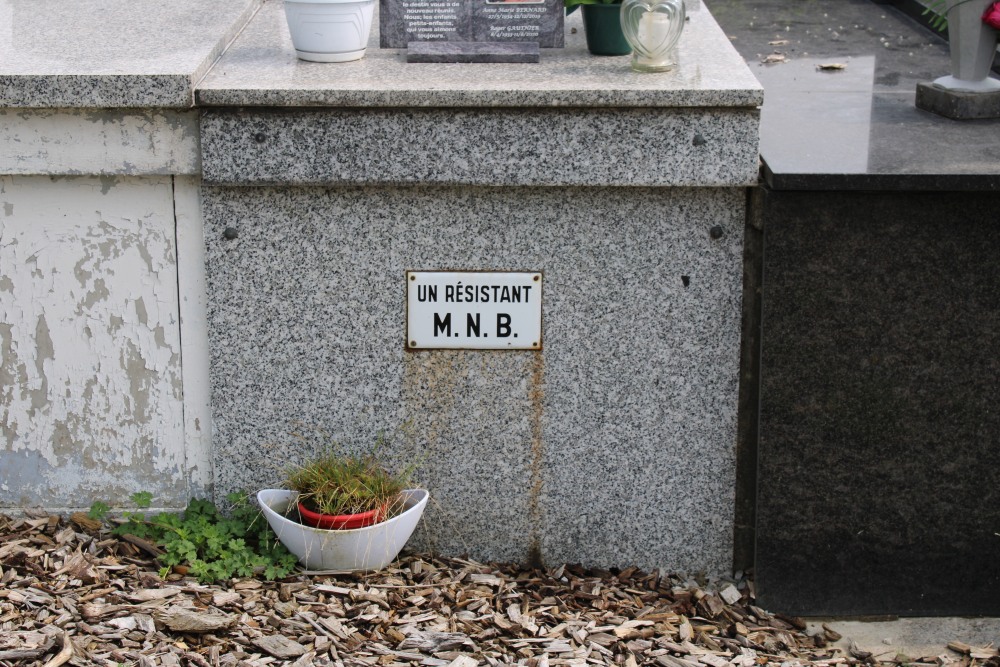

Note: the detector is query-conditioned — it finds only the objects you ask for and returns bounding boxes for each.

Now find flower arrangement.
[924,0,1000,31]
[984,2,1000,28]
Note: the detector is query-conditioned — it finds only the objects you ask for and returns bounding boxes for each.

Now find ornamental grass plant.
[284,436,415,521]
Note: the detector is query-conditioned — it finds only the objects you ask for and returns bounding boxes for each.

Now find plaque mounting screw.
[693,133,707,146]
[410,341,416,347]
[710,226,724,240]
[254,132,266,144]
[223,227,239,240]
[533,275,540,282]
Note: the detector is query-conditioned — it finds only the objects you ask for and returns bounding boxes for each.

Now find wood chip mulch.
[2,511,998,667]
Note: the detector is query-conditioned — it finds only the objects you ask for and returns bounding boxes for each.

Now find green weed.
[91,492,298,584]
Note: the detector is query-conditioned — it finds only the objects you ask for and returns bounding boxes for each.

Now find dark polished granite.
[754,187,1000,616]
[705,0,1000,190]
[707,0,1000,615]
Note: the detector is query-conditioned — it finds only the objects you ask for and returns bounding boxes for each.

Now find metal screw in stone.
[223,227,239,240]
[710,226,724,239]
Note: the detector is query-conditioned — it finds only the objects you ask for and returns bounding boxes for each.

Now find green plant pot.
[581,3,631,56]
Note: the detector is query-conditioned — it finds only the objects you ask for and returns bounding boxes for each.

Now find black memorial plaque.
[380,0,563,49]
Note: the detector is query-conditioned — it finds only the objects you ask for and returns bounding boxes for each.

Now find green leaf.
[100,492,297,584]
[189,560,213,583]
[186,498,218,519]
[226,490,250,506]
[131,491,153,509]
[88,501,110,521]
[160,550,183,567]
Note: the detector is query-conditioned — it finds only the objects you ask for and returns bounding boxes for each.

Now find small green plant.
[131,491,153,508]
[100,492,297,584]
[87,500,111,521]
[286,435,415,518]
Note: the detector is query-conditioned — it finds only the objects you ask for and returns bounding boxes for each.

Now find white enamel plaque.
[406,271,542,350]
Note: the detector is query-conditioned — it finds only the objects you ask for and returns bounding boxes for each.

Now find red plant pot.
[297,502,385,530]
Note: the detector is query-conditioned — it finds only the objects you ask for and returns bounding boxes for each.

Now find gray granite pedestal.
[197,2,761,572]
[915,81,1000,119]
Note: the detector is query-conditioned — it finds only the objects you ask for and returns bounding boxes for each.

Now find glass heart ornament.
[620,0,686,72]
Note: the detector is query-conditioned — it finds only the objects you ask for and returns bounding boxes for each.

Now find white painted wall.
[1,109,200,176]
[0,109,210,511]
[174,175,213,497]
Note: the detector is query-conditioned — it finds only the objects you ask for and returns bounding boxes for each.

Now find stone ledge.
[200,107,760,188]
[0,0,261,109]
[195,3,762,109]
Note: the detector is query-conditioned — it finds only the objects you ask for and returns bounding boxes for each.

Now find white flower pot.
[934,0,1000,91]
[283,0,376,63]
[257,489,428,571]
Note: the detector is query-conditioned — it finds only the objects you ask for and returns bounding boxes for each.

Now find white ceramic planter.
[283,0,376,63]
[257,489,428,571]
[935,0,1000,91]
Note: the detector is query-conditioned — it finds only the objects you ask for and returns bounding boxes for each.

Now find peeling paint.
[0,174,187,508]
[123,340,153,425]
[30,313,53,415]
[98,175,116,195]
[72,256,92,287]
[80,278,110,312]
[0,109,200,176]
[0,323,18,447]
[135,297,148,327]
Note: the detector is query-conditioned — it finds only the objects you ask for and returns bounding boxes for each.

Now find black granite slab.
[705,0,1000,191]
[707,0,1000,615]
[754,186,1000,616]
[407,41,540,63]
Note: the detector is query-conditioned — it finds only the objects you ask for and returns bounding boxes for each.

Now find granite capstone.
[0,0,261,108]
[195,1,761,108]
[204,184,744,573]
[0,75,194,109]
